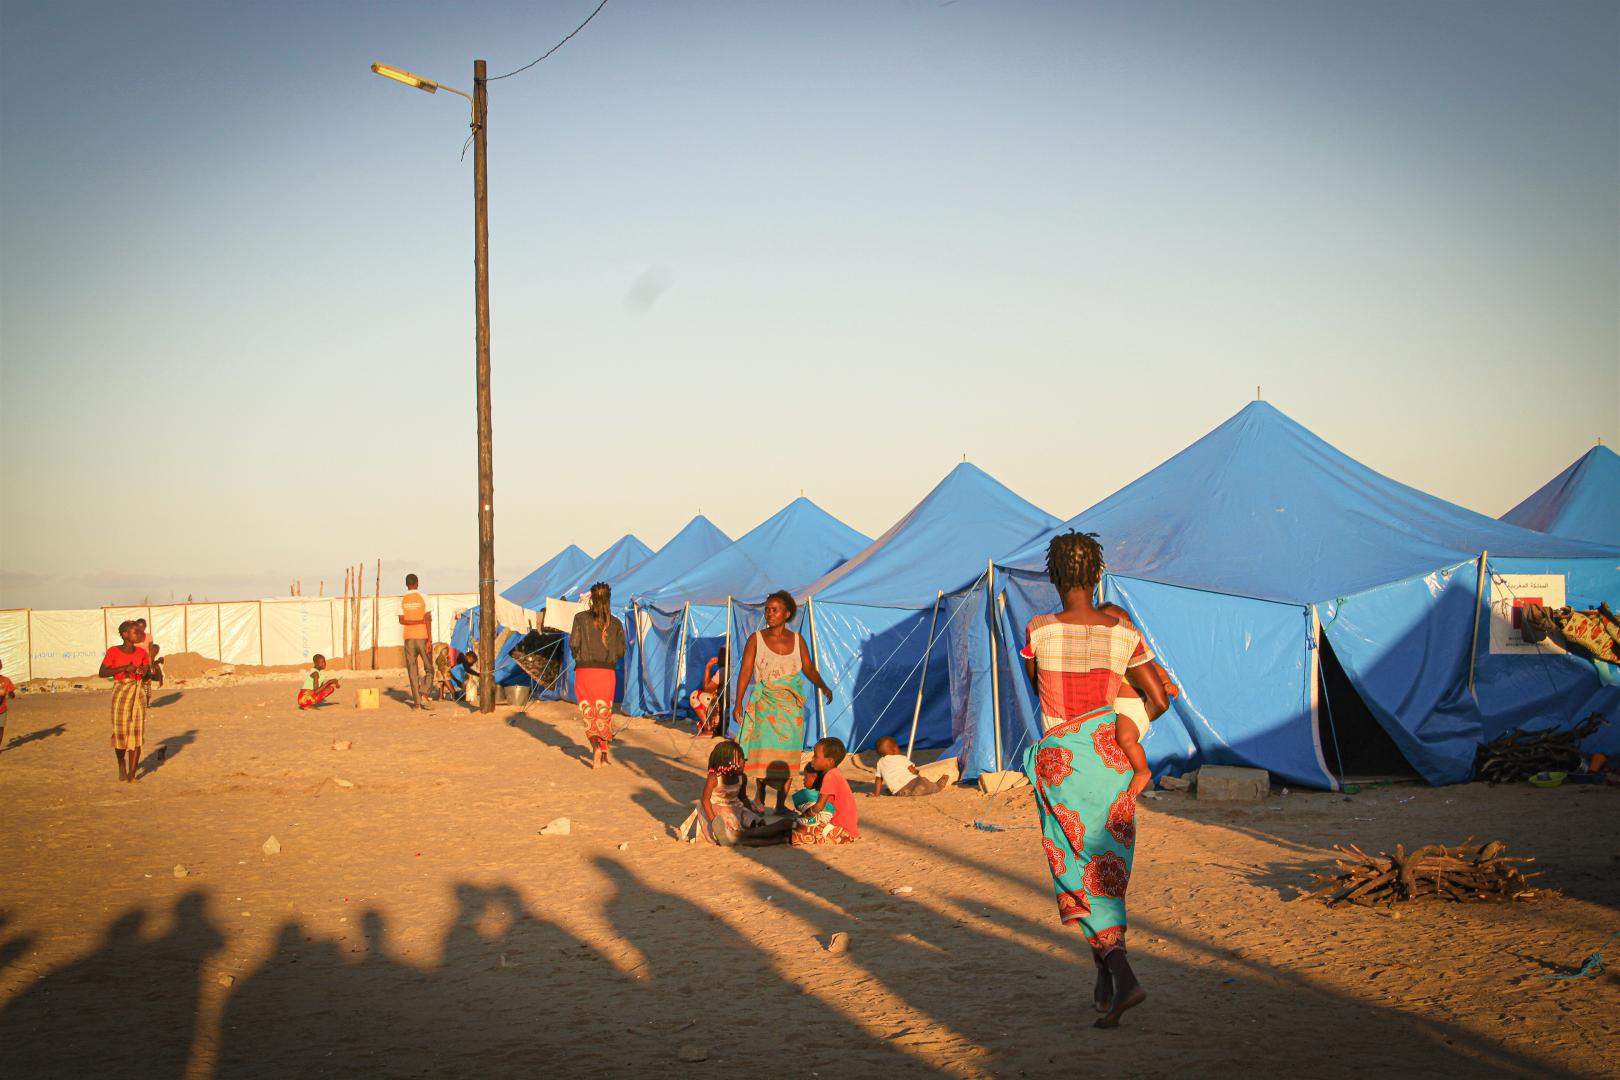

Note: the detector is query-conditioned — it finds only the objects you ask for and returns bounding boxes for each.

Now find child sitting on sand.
[298,654,340,709]
[790,763,837,826]
[698,739,792,847]
[871,735,950,797]
[791,738,859,846]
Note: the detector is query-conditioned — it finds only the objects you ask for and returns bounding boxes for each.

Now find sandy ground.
[0,675,1616,1079]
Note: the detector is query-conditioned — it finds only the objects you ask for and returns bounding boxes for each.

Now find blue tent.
[449,606,532,689]
[553,534,654,602]
[975,402,1620,790]
[575,516,732,715]
[792,463,1061,767]
[538,533,656,702]
[636,497,870,721]
[1501,446,1619,546]
[501,544,593,611]
[615,517,732,716]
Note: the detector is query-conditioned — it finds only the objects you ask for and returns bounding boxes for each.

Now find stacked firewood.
[1474,713,1606,784]
[1296,839,1543,906]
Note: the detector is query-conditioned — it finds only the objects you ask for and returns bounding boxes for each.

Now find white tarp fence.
[4,594,478,681]
[0,609,30,682]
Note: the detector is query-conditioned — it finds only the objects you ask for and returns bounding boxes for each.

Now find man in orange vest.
[399,573,435,709]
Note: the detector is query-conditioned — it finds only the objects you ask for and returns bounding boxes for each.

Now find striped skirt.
[110,679,147,750]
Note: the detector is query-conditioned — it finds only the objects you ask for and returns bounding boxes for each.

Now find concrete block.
[1195,765,1270,801]
[917,757,961,786]
[977,770,1029,794]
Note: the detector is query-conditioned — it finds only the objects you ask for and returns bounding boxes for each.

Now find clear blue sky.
[2,0,1615,609]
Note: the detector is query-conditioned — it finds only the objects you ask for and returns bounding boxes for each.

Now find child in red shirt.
[791,737,860,846]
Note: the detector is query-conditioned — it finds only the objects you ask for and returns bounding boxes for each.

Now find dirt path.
[1,677,1615,1078]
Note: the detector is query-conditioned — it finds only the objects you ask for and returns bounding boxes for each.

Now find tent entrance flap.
[1318,631,1419,780]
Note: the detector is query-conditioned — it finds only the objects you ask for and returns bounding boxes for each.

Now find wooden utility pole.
[371,559,380,670]
[473,58,496,714]
[342,568,350,668]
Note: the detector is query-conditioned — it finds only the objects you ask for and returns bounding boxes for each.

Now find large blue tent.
[501,544,593,612]
[449,606,531,689]
[570,516,731,714]
[538,533,656,702]
[636,497,869,721]
[613,516,732,603]
[553,534,654,602]
[791,463,1061,767]
[1501,445,1619,547]
[973,402,1620,790]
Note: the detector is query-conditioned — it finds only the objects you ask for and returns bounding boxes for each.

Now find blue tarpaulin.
[540,532,661,704]
[795,463,1061,764]
[551,516,733,714]
[553,534,654,603]
[636,497,869,722]
[449,607,532,689]
[1501,446,1619,547]
[977,402,1620,789]
[501,544,593,612]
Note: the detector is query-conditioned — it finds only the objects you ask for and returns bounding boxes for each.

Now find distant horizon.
[2,396,1610,611]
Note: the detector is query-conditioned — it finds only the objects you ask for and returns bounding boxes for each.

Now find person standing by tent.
[733,590,834,812]
[399,574,434,710]
[571,582,626,769]
[99,620,153,783]
[1021,531,1168,1029]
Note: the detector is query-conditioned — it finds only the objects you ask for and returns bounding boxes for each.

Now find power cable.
[489,0,610,81]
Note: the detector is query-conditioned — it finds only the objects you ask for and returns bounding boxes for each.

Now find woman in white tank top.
[733,590,834,811]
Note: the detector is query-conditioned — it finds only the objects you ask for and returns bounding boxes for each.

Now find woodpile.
[1296,839,1544,906]
[1474,713,1605,784]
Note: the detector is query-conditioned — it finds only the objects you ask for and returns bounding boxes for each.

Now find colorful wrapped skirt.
[297,684,336,710]
[110,679,147,750]
[576,667,616,745]
[1023,705,1137,961]
[738,673,806,789]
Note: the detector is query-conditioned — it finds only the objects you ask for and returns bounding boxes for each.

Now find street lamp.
[373,58,498,715]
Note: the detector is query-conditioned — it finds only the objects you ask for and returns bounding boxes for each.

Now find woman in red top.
[1021,532,1168,1029]
[99,620,152,783]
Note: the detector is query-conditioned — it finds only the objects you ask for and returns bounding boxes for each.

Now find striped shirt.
[1021,616,1152,730]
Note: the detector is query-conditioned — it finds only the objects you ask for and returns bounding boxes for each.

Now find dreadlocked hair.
[589,582,613,646]
[1046,530,1105,594]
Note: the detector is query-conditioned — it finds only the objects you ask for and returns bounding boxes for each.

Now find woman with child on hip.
[1021,531,1174,1029]
[732,590,833,812]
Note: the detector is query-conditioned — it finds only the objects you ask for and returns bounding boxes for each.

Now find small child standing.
[0,658,15,749]
[791,738,860,846]
[871,736,950,797]
[298,654,340,709]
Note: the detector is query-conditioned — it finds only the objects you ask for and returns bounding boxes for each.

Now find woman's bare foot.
[1094,954,1144,1028]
